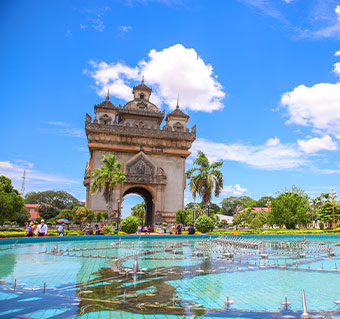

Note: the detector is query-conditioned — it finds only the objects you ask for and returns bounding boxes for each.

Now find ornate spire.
[142,73,145,84]
[106,88,110,101]
[176,94,179,109]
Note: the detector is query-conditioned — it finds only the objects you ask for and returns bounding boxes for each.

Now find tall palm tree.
[91,154,126,221]
[132,202,146,225]
[186,150,223,210]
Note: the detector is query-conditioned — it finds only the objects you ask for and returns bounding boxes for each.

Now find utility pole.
[20,170,26,197]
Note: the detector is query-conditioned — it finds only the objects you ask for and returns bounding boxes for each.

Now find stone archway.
[123,187,154,226]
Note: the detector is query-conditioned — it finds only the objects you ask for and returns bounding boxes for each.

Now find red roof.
[251,207,270,212]
[25,204,40,209]
[29,211,40,219]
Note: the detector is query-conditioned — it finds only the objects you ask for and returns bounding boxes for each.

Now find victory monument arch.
[84,80,196,225]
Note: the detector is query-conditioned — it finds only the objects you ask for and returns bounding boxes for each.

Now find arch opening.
[123,187,154,226]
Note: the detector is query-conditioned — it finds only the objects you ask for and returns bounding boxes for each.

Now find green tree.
[256,196,275,207]
[220,196,254,216]
[120,216,139,234]
[25,190,80,209]
[195,215,215,233]
[271,186,310,229]
[317,201,340,225]
[56,209,73,221]
[95,211,103,223]
[176,210,187,225]
[73,206,88,229]
[0,176,24,224]
[131,202,146,224]
[186,151,223,209]
[244,200,258,208]
[38,205,59,220]
[86,209,95,223]
[250,217,262,230]
[91,154,126,221]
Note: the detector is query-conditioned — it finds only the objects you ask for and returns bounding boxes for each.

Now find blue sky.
[2,0,340,218]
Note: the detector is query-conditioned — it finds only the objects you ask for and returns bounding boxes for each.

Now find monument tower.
[84,80,196,224]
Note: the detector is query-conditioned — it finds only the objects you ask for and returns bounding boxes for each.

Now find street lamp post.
[329,190,337,231]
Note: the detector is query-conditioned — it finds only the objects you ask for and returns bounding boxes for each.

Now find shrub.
[102,225,114,235]
[250,217,262,230]
[120,216,139,234]
[319,222,324,230]
[195,215,215,233]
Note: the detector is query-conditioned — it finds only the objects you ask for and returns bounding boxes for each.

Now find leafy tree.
[250,217,262,230]
[86,209,95,223]
[186,150,223,209]
[271,186,310,229]
[256,196,275,207]
[25,190,80,209]
[0,176,24,224]
[220,196,253,216]
[12,207,30,226]
[91,154,126,221]
[95,212,103,223]
[244,200,258,208]
[195,215,215,233]
[317,201,340,225]
[120,216,139,234]
[176,210,187,225]
[37,205,59,220]
[56,209,73,221]
[73,206,88,229]
[131,202,146,224]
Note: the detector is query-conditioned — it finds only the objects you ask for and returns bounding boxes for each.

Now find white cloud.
[281,82,340,137]
[65,29,72,38]
[221,184,248,196]
[266,137,280,146]
[335,50,340,56]
[0,161,13,169]
[86,44,225,112]
[191,137,307,170]
[119,25,132,33]
[297,135,338,154]
[334,62,340,76]
[0,160,80,189]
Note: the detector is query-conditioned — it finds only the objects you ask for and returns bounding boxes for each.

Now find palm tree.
[186,150,223,211]
[132,202,146,225]
[91,154,126,221]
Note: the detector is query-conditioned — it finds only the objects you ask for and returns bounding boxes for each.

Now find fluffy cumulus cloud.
[335,50,340,56]
[221,184,248,196]
[297,135,338,154]
[191,137,307,170]
[86,44,225,112]
[281,82,340,137]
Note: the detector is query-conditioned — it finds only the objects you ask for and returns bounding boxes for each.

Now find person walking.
[57,223,64,237]
[35,219,48,237]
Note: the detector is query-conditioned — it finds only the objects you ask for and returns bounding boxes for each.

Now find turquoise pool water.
[0,235,340,318]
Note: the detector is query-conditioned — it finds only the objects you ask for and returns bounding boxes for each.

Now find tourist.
[35,219,48,237]
[82,223,93,236]
[25,223,33,237]
[171,224,178,235]
[188,224,195,235]
[94,224,101,235]
[143,225,148,234]
[177,223,182,235]
[30,221,36,234]
[137,224,142,235]
[57,223,64,237]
